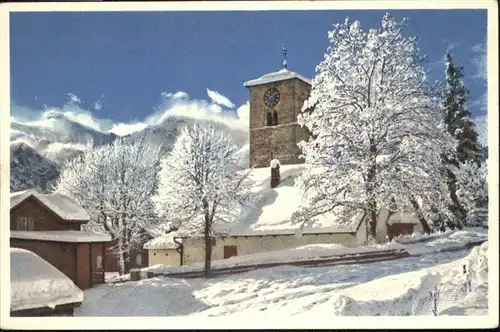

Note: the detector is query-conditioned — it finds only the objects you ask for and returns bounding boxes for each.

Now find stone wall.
[248,78,311,168]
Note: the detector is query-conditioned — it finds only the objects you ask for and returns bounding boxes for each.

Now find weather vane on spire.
[282,46,288,69]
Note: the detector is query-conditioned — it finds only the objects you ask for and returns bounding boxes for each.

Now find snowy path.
[75,248,470,317]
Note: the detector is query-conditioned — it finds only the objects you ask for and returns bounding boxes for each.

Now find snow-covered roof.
[143,233,180,250]
[11,230,111,243]
[243,68,311,87]
[10,248,83,312]
[10,189,90,222]
[221,226,357,237]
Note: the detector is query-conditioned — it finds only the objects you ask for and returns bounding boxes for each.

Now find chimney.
[270,159,280,188]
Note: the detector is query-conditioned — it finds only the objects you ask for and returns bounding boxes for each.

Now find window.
[96,255,103,269]
[16,217,34,231]
[273,110,278,126]
[266,111,273,126]
[136,253,143,266]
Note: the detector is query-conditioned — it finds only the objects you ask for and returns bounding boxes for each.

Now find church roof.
[243,68,311,87]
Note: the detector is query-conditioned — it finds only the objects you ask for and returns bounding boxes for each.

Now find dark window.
[223,245,238,259]
[273,110,278,126]
[266,111,273,126]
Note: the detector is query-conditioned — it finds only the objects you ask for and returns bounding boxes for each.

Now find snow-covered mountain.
[10,111,118,192]
[10,142,61,193]
[10,111,249,192]
[126,114,248,155]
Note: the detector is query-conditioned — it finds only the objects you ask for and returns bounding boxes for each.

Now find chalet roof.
[243,68,311,87]
[11,230,111,243]
[10,190,90,222]
[10,248,83,312]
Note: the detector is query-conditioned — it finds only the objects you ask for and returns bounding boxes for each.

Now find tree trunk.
[368,202,377,240]
[117,240,126,276]
[446,166,466,229]
[365,140,378,240]
[203,214,212,278]
[410,196,432,234]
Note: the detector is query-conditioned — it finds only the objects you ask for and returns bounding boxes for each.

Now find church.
[142,50,423,268]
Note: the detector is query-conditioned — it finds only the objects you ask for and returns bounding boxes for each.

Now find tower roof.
[243,68,311,88]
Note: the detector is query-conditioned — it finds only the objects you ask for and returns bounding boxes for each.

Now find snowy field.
[75,241,487,317]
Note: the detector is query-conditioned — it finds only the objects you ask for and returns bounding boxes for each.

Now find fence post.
[130,268,141,281]
[463,264,472,294]
[431,286,438,316]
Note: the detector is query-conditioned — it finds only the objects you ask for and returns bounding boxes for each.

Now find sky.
[9,9,487,140]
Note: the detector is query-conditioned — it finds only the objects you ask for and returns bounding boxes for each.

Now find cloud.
[11,95,113,133]
[94,101,102,111]
[161,91,189,100]
[147,92,248,132]
[11,90,250,139]
[206,88,235,108]
[67,92,82,104]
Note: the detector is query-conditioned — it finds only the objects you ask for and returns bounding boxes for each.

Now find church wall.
[181,232,359,265]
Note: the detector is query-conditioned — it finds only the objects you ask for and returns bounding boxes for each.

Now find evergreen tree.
[443,54,483,165]
[441,54,484,228]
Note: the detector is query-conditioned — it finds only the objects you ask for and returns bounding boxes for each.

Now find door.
[223,245,237,259]
[91,243,105,286]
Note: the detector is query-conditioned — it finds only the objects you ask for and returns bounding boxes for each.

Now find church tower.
[243,48,312,168]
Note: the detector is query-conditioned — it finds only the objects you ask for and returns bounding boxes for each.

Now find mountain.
[10,142,61,193]
[127,114,248,156]
[10,111,117,192]
[10,111,249,193]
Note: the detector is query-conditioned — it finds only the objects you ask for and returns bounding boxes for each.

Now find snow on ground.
[231,164,361,232]
[144,242,405,275]
[75,245,479,317]
[10,248,83,312]
[393,227,487,256]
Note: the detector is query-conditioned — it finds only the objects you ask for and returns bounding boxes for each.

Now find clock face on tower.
[263,87,280,108]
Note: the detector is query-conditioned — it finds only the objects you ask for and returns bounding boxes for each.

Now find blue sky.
[10,9,487,136]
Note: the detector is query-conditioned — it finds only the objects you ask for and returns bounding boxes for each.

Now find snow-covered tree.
[456,160,488,224]
[292,14,456,239]
[55,136,162,275]
[440,54,485,227]
[153,123,252,277]
[443,54,484,166]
